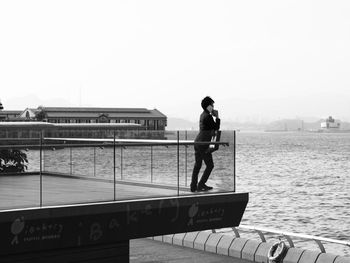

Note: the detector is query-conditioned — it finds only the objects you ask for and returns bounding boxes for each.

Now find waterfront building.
[0,106,167,131]
[0,110,21,121]
[0,107,167,141]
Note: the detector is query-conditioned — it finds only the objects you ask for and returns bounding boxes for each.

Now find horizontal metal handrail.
[214,224,350,253]
[0,138,41,141]
[0,141,229,149]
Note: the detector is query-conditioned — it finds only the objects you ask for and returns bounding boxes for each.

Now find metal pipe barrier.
[213,225,350,253]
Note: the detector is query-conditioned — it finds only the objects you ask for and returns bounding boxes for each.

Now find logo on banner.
[11,217,25,245]
[187,203,225,226]
[188,203,199,226]
[10,217,63,245]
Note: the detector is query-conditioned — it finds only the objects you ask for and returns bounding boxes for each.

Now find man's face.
[206,104,214,113]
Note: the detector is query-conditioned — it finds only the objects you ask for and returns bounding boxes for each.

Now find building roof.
[17,108,39,119]
[0,110,22,121]
[39,107,167,119]
[0,122,141,129]
[0,110,22,115]
[55,123,141,129]
[40,107,149,113]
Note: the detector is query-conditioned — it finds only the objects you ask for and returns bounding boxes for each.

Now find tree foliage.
[0,149,28,173]
[35,110,47,121]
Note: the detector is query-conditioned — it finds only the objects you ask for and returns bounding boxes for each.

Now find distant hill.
[265,119,309,131]
[220,121,266,131]
[167,117,350,131]
[265,118,350,131]
[166,118,197,130]
[167,117,266,131]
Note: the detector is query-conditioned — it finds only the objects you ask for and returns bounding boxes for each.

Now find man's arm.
[214,117,220,130]
[203,113,220,130]
[211,110,220,130]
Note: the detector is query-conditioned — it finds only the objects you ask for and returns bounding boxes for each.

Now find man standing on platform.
[190,96,220,192]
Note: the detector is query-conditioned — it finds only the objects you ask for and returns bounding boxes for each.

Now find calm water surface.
[234,132,350,255]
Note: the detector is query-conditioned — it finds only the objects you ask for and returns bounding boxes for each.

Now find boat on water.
[319,116,341,131]
[316,116,350,133]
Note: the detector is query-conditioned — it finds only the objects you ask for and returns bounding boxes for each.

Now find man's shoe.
[197,184,213,191]
[190,185,197,192]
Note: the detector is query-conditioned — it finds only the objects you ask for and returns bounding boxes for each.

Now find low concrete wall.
[183,231,200,248]
[217,234,236,256]
[283,247,305,263]
[151,231,350,263]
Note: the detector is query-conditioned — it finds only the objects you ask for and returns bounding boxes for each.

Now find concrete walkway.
[130,238,250,263]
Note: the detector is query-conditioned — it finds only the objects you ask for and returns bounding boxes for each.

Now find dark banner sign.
[0,192,248,256]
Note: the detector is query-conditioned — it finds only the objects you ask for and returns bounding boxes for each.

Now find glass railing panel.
[118,146,151,182]
[212,130,235,191]
[115,129,179,199]
[0,134,41,210]
[43,146,71,175]
[150,145,179,186]
[41,131,115,206]
[93,145,114,179]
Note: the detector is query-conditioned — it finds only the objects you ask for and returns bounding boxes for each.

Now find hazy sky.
[1,0,350,122]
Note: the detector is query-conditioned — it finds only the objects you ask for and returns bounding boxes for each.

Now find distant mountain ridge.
[265,118,350,131]
[167,117,350,131]
[167,117,266,131]
[166,118,198,130]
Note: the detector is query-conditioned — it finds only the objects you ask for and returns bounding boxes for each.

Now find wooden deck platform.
[0,174,226,210]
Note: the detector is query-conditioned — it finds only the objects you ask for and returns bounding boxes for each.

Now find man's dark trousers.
[191,149,214,188]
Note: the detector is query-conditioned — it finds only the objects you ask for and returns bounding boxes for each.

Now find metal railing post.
[233,130,236,192]
[185,130,188,187]
[70,147,72,176]
[93,147,96,177]
[40,130,43,207]
[314,239,326,253]
[113,130,116,201]
[177,131,180,196]
[255,230,266,242]
[120,146,123,180]
[232,227,240,238]
[151,146,153,183]
[283,234,295,248]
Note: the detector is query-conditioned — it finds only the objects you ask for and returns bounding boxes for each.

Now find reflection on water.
[25,131,350,255]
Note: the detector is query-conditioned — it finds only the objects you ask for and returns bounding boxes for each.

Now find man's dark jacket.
[194,111,220,152]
